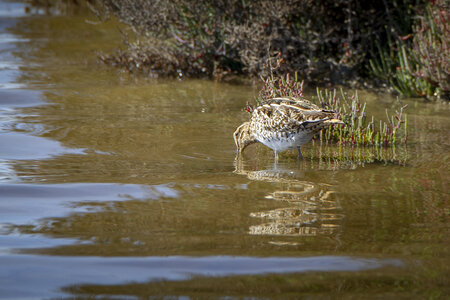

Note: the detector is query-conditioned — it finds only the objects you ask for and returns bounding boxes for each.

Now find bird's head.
[233,122,256,154]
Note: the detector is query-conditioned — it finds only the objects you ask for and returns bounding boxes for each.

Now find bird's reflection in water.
[234,157,343,239]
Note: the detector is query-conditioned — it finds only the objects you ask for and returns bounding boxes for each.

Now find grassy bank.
[91,0,447,100]
[28,0,448,100]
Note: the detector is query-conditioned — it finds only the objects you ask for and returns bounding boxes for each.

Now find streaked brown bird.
[234,97,343,160]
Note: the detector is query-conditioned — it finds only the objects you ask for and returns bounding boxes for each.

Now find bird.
[233,97,344,160]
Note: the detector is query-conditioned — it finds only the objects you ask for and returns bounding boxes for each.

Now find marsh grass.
[257,73,408,148]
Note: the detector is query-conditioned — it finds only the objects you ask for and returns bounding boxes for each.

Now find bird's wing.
[252,102,338,133]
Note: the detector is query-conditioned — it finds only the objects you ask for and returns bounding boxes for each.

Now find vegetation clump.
[258,71,408,148]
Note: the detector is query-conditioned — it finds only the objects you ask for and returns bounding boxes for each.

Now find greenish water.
[0,1,448,299]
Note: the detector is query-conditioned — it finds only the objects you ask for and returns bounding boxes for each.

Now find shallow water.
[0,1,449,299]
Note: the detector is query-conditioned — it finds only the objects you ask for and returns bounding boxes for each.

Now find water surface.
[0,1,448,299]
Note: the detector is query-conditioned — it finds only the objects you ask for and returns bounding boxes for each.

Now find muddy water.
[0,1,449,299]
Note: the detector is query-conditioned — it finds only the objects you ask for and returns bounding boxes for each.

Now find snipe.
[234,97,344,160]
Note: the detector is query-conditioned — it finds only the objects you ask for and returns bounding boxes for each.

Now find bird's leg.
[297,146,303,159]
[274,150,279,163]
[273,151,279,169]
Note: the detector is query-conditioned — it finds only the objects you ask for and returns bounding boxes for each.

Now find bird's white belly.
[256,131,315,152]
